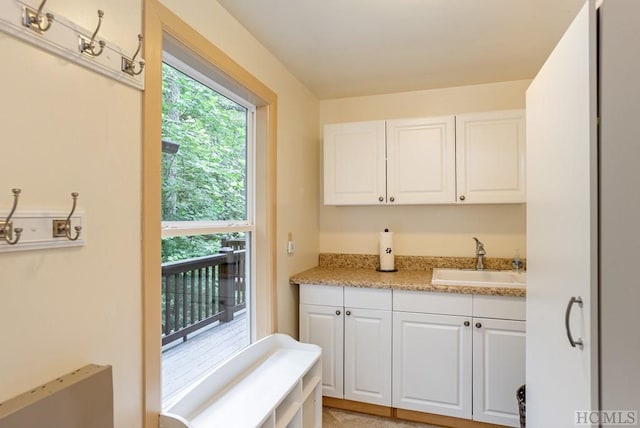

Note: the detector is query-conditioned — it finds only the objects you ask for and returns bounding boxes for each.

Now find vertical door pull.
[565,296,584,349]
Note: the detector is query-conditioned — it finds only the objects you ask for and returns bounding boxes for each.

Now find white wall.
[0,1,143,427]
[0,1,319,427]
[319,80,529,258]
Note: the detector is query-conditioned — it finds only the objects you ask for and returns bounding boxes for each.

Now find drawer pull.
[335,310,341,316]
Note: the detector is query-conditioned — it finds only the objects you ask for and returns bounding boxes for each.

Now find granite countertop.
[289,254,526,298]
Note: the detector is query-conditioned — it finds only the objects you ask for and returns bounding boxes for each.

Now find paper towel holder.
[378,228,398,272]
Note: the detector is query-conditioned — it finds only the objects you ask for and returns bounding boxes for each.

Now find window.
[142,7,278,422]
[160,52,255,405]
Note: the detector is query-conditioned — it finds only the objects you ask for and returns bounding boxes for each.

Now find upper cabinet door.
[456,110,526,204]
[324,121,386,205]
[386,116,456,204]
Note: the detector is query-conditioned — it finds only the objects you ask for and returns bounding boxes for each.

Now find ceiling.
[217,0,585,99]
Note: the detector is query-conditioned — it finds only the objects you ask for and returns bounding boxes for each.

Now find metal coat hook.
[79,10,105,57]
[2,189,23,245]
[22,0,55,33]
[122,34,145,76]
[63,192,82,241]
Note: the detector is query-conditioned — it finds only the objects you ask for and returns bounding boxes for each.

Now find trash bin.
[516,384,526,428]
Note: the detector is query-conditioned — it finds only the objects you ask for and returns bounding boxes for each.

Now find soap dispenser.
[512,250,524,272]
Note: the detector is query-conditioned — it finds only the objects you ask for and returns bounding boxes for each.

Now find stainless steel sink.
[431,268,526,288]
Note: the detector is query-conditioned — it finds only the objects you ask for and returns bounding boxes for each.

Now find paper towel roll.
[379,229,395,271]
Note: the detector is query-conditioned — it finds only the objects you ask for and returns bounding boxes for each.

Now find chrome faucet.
[472,237,486,270]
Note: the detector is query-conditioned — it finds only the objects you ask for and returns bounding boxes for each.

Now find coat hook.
[22,0,55,33]
[121,34,145,76]
[63,192,82,241]
[2,189,23,245]
[79,10,105,57]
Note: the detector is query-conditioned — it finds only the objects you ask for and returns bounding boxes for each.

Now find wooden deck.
[162,311,249,404]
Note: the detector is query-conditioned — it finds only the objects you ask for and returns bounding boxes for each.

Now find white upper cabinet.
[456,110,526,204]
[386,117,456,204]
[324,110,525,205]
[323,121,386,205]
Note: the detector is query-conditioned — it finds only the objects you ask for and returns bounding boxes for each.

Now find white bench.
[159,334,322,428]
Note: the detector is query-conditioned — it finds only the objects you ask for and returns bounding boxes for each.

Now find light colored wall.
[319,80,530,258]
[0,1,143,427]
[160,0,320,341]
[0,2,319,428]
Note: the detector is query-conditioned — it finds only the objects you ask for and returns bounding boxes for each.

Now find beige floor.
[322,407,442,428]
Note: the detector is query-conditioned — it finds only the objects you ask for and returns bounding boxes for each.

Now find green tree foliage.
[161,63,247,262]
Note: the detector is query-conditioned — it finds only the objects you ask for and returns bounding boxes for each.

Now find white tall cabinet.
[527,0,640,424]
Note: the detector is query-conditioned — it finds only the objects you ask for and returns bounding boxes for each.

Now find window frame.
[143,1,278,426]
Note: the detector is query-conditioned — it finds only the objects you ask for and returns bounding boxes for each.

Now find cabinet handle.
[346,310,351,316]
[565,296,584,349]
[389,196,395,202]
[464,321,470,327]
[475,322,482,328]
[459,195,466,201]
[378,196,384,202]
[335,310,341,316]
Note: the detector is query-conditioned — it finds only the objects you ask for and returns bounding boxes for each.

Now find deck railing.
[161,247,246,346]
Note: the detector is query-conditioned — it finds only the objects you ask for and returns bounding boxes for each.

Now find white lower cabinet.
[344,307,392,405]
[472,317,526,427]
[299,303,343,398]
[300,284,525,427]
[299,285,392,406]
[394,291,525,427]
[392,311,472,419]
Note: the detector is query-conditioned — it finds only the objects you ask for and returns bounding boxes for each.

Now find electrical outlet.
[287,232,295,255]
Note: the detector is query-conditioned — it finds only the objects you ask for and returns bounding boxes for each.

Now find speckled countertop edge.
[290,254,526,298]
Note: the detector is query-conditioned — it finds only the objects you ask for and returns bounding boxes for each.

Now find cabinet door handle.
[378,196,384,202]
[389,196,395,202]
[346,310,351,316]
[459,195,466,201]
[335,310,341,316]
[464,321,470,327]
[475,322,482,328]
[565,296,584,349]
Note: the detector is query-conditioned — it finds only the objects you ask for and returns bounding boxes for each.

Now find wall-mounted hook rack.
[0,191,86,254]
[1,188,24,245]
[52,192,82,241]
[78,10,105,57]
[122,34,144,76]
[0,1,144,90]
[22,0,53,33]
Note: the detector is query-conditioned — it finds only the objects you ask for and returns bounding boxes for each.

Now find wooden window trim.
[142,1,278,426]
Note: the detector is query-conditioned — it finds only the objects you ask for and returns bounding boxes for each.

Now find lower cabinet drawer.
[393,290,472,316]
[345,286,392,310]
[473,295,526,320]
[300,283,343,306]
